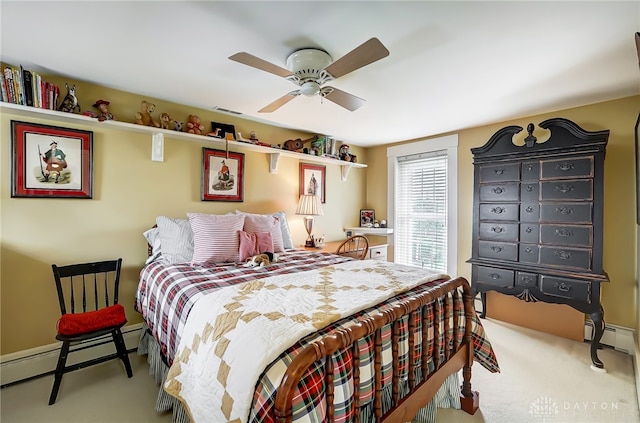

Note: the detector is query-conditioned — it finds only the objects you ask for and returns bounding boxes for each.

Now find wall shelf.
[0,102,366,179]
[344,227,394,236]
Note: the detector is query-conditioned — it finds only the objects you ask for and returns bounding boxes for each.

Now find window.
[387,135,458,275]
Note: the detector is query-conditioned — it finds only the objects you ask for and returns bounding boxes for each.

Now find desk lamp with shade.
[295,194,324,247]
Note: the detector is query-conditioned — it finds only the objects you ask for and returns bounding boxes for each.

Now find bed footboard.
[274,276,479,423]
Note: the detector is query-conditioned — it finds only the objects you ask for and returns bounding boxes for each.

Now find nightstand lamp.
[295,194,324,247]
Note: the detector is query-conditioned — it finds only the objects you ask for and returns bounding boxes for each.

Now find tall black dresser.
[467,118,609,370]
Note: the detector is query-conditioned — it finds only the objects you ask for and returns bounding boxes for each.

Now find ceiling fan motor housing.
[286,49,333,86]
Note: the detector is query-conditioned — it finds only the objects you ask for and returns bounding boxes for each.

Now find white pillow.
[155,216,194,265]
[143,227,162,265]
[242,213,285,253]
[236,210,294,250]
[187,212,246,264]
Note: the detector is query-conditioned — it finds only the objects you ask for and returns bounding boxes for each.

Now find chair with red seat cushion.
[49,258,133,405]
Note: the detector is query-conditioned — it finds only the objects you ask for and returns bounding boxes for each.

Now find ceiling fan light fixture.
[300,81,321,96]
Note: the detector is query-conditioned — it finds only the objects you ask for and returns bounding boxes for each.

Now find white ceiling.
[1,1,638,147]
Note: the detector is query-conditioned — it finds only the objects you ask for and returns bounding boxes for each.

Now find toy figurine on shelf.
[92,99,114,121]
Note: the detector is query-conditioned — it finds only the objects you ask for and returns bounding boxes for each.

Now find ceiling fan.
[229,37,389,113]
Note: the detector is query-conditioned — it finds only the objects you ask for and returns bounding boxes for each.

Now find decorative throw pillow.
[143,227,162,265]
[56,304,127,336]
[187,212,246,264]
[238,231,274,262]
[242,213,285,252]
[156,216,194,265]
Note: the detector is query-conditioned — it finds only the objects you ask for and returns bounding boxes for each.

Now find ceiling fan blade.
[324,37,389,79]
[323,87,366,111]
[258,91,300,113]
[229,52,293,78]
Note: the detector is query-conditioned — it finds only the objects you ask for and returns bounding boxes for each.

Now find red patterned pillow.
[57,304,127,336]
[238,231,274,261]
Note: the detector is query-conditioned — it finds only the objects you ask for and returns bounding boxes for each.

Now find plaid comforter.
[135,251,500,422]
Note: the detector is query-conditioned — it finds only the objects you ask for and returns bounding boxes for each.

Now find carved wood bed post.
[460,281,480,414]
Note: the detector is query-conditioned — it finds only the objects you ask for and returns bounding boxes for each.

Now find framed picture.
[299,163,325,203]
[360,209,375,227]
[634,113,640,225]
[202,147,244,202]
[11,120,93,199]
[210,122,236,140]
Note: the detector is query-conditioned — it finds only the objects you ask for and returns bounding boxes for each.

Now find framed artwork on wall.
[360,209,375,227]
[10,120,93,199]
[299,163,326,203]
[202,147,244,202]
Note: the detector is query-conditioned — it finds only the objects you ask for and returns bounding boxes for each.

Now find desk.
[303,240,388,261]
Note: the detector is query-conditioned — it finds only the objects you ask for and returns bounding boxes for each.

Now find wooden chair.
[335,235,369,260]
[49,258,133,405]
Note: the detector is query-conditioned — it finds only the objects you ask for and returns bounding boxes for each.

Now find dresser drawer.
[479,203,519,221]
[540,203,592,223]
[516,271,538,288]
[480,163,520,182]
[520,203,540,222]
[520,182,539,202]
[368,245,388,261]
[540,179,593,201]
[540,224,592,247]
[478,241,517,261]
[476,266,514,288]
[479,222,518,242]
[479,182,520,202]
[539,276,590,302]
[519,224,539,243]
[541,157,593,180]
[519,244,539,264]
[521,161,540,181]
[539,246,591,270]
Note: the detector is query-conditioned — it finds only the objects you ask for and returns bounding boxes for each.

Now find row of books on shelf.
[1,65,60,110]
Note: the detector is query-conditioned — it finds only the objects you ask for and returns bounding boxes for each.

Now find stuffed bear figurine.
[159,112,172,130]
[135,101,160,127]
[184,115,204,135]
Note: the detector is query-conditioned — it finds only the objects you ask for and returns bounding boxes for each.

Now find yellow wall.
[368,96,639,329]
[0,74,367,355]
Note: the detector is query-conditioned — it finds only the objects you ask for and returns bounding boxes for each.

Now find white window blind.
[395,151,448,272]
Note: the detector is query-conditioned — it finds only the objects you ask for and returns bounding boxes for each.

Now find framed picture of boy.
[299,163,325,203]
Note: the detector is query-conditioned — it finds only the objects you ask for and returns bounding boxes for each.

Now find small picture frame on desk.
[360,209,375,227]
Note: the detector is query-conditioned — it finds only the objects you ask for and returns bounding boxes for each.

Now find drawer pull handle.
[555,229,573,237]
[494,169,505,175]
[492,207,505,214]
[491,226,504,233]
[557,162,574,172]
[489,273,501,280]
[492,187,504,194]
[525,227,533,233]
[555,184,574,194]
[521,276,533,284]
[555,282,571,292]
[526,206,534,213]
[526,185,534,192]
[525,247,533,254]
[555,251,571,260]
[526,164,534,172]
[490,246,503,253]
[556,207,573,215]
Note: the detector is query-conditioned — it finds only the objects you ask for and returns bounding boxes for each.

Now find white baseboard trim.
[584,320,635,355]
[0,323,143,387]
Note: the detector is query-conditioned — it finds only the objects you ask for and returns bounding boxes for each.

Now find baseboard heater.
[584,319,634,355]
[0,323,143,388]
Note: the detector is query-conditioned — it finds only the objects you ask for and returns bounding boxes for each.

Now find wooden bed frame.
[274,276,479,422]
[143,234,481,422]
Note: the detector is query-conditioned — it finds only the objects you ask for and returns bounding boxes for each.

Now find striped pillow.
[243,213,285,252]
[155,216,194,265]
[187,213,246,264]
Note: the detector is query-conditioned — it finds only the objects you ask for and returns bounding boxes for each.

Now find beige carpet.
[1,318,637,422]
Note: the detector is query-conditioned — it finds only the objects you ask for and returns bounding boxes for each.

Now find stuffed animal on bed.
[243,252,278,268]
